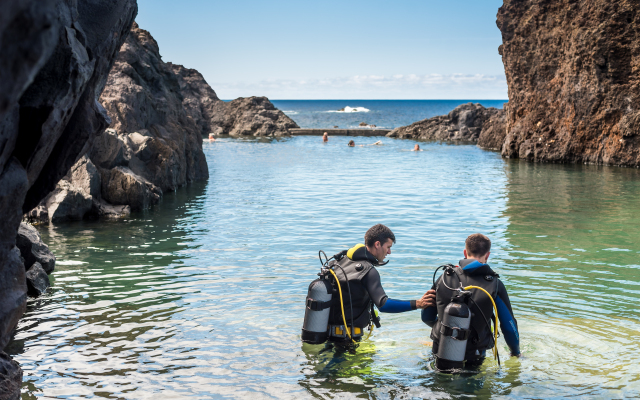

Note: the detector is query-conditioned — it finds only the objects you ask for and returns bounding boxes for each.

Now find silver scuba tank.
[301,276,333,344]
[435,290,472,371]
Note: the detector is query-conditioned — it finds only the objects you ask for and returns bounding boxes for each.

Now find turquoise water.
[9,136,640,399]
[270,100,507,129]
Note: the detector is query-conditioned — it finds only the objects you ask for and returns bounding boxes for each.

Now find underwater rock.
[0,351,22,400]
[497,0,640,165]
[15,223,55,273]
[25,262,50,297]
[387,103,504,142]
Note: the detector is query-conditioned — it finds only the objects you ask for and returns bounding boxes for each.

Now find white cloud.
[211,73,508,100]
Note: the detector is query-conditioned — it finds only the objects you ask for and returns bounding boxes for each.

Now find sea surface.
[9,135,640,399]
[270,100,507,129]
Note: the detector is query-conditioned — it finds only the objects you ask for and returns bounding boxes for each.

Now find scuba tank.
[435,289,472,371]
[301,276,332,344]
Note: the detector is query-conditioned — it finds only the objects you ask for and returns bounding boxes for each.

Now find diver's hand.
[416,289,436,309]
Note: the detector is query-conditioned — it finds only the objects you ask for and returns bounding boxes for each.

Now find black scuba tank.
[301,275,333,344]
[435,290,472,371]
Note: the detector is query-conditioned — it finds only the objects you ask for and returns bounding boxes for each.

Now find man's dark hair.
[365,224,396,247]
[465,233,491,257]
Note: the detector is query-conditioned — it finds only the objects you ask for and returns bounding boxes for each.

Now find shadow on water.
[9,183,208,399]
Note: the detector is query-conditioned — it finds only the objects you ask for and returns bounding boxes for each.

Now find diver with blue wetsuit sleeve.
[324,224,433,344]
[421,233,521,370]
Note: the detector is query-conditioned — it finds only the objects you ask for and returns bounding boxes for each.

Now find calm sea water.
[270,100,507,129]
[9,136,640,399]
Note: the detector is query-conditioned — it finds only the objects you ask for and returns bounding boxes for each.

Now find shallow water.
[9,136,640,399]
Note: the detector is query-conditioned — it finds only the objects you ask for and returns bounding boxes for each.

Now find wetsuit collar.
[348,244,382,265]
[458,259,497,276]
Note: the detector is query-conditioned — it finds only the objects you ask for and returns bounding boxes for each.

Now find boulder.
[101,166,161,211]
[15,223,55,273]
[25,262,49,297]
[497,0,640,165]
[0,351,22,400]
[387,103,504,142]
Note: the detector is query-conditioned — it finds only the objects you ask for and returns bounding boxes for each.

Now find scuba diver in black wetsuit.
[421,233,521,371]
[318,224,433,346]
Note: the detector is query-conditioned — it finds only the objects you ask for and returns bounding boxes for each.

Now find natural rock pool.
[9,136,640,399]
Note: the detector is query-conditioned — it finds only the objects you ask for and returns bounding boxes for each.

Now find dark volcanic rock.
[387,103,504,142]
[214,96,299,137]
[26,262,50,297]
[0,351,22,400]
[0,0,137,353]
[478,110,508,151]
[16,222,55,273]
[497,0,640,165]
[99,23,209,194]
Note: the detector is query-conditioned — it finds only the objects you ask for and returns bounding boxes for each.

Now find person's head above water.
[348,140,355,147]
[365,224,396,263]
[414,144,420,151]
[323,132,328,142]
[464,233,491,263]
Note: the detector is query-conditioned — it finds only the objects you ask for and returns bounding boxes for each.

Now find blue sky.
[136,0,507,99]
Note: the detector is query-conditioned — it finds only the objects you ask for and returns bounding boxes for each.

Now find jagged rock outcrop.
[0,351,22,400]
[99,22,209,196]
[0,0,137,389]
[478,110,508,151]
[169,63,299,137]
[15,223,55,274]
[497,0,640,165]
[387,103,505,142]
[211,97,299,137]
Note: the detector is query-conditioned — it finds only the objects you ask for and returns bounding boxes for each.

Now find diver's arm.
[362,268,421,313]
[496,280,521,356]
[421,283,438,326]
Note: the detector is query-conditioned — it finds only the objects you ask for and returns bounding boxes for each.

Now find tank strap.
[440,323,470,341]
[306,299,332,311]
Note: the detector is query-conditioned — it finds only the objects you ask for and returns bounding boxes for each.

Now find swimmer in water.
[412,144,422,151]
[208,134,216,141]
[348,140,355,147]
[358,140,382,147]
[323,132,329,142]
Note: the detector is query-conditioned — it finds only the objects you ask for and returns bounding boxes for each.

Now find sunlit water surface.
[9,136,640,399]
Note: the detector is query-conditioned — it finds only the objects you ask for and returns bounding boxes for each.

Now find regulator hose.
[463,285,500,363]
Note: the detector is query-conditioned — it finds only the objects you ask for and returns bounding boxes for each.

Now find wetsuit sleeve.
[496,280,520,356]
[362,268,416,313]
[421,281,438,327]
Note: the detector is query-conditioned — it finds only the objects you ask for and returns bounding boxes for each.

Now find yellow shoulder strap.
[347,243,365,260]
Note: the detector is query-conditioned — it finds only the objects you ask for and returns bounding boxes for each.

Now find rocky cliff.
[0,0,137,396]
[387,103,505,143]
[497,0,640,165]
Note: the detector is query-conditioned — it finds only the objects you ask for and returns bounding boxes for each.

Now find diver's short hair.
[465,233,491,256]
[365,224,396,247]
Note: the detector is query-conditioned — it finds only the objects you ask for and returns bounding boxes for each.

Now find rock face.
[478,110,508,151]
[0,351,22,400]
[387,103,505,142]
[0,0,137,387]
[16,223,55,274]
[497,0,640,165]
[25,262,50,297]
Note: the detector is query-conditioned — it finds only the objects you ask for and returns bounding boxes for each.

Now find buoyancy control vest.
[327,252,375,336]
[431,261,499,355]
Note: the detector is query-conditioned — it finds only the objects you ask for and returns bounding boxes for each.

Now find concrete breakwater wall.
[288,128,392,136]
